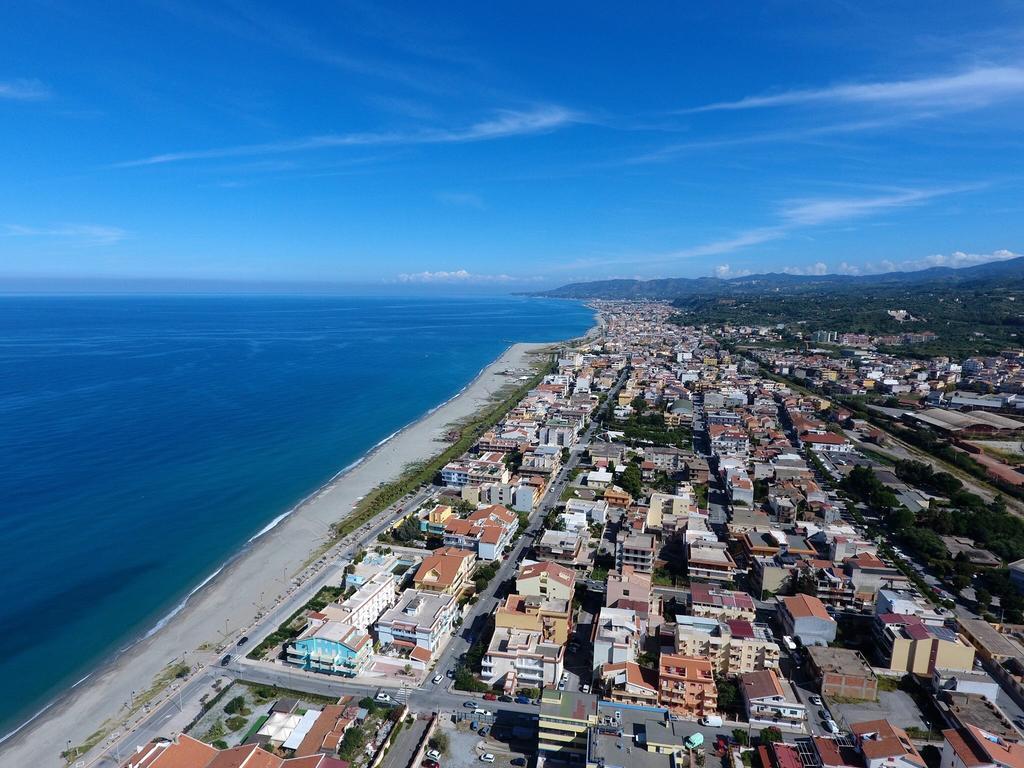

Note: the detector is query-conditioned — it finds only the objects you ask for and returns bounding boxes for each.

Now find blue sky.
[2,1,1024,290]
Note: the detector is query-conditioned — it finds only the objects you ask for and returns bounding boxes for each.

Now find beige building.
[495,593,572,644]
[674,615,780,677]
[874,614,975,675]
[517,560,576,602]
[481,626,565,692]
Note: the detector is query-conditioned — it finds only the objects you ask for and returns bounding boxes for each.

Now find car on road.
[463,701,478,708]
[432,674,444,684]
[514,695,531,705]
[483,693,497,701]
[498,695,513,702]
[236,636,249,646]
[426,750,441,760]
[480,755,495,763]
[809,695,823,706]
[375,692,393,703]
[447,670,455,678]
[510,760,526,767]
[220,654,231,666]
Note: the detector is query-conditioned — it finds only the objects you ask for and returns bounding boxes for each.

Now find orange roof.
[135,736,218,768]
[294,704,346,757]
[518,560,575,586]
[414,550,471,589]
[207,745,282,768]
[851,720,924,767]
[782,593,833,621]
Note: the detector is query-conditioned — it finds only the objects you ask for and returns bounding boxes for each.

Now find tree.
[760,727,783,745]
[339,726,367,760]
[976,587,992,611]
[620,464,643,499]
[224,696,246,715]
[429,732,450,754]
[717,678,739,712]
[732,729,749,746]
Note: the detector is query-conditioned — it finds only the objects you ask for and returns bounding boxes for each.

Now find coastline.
[0,333,581,768]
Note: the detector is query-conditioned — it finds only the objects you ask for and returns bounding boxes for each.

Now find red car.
[483,692,497,701]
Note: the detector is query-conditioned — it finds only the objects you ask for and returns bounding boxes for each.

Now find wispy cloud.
[782,262,829,276]
[3,223,127,247]
[850,248,1022,275]
[682,65,1024,113]
[778,188,952,226]
[116,106,580,168]
[0,78,51,101]
[395,269,541,284]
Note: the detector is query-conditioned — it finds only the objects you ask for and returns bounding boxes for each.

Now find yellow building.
[674,616,781,677]
[517,561,576,602]
[538,690,598,763]
[876,616,976,675]
[494,594,572,644]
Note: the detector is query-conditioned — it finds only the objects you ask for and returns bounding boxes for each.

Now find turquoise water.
[0,294,593,737]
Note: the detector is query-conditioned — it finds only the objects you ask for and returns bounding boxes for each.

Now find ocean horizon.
[0,294,594,738]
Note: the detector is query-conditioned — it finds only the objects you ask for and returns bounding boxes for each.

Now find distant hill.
[536,256,1024,299]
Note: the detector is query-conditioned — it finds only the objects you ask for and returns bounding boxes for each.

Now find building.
[328,571,397,630]
[412,547,476,595]
[537,530,588,569]
[741,669,807,731]
[687,540,739,583]
[593,607,641,670]
[481,626,565,692]
[420,503,453,536]
[564,497,609,525]
[807,646,878,701]
[874,613,976,675]
[517,560,576,602]
[657,653,717,718]
[851,720,926,768]
[673,615,780,676]
[598,661,660,708]
[495,593,573,644]
[606,566,662,634]
[442,503,518,560]
[120,736,349,768]
[374,589,459,655]
[287,621,371,677]
[689,582,757,621]
[618,533,657,573]
[538,690,599,764]
[942,724,1024,768]
[777,594,837,646]
[586,701,695,768]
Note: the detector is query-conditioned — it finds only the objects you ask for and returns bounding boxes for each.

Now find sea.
[0,294,594,739]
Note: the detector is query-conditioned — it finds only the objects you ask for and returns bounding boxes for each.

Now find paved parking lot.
[829,690,927,732]
[432,716,529,768]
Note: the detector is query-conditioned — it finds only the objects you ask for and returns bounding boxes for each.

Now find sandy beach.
[0,339,564,768]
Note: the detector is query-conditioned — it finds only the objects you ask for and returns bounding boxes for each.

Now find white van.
[700,715,723,727]
[473,708,491,716]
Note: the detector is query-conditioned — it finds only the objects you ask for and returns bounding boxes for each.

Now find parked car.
[446,670,455,678]
[478,727,488,738]
[483,693,497,701]
[432,674,444,684]
[470,721,478,731]
[700,715,723,727]
[498,695,513,702]
[480,755,495,763]
[511,759,526,767]
[463,701,478,708]
[375,692,392,703]
[824,719,841,735]
[422,760,439,768]
[426,750,441,760]
[220,655,231,666]
[236,636,249,646]
[809,695,823,706]
[514,695,531,705]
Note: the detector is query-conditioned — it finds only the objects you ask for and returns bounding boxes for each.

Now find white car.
[825,719,841,735]
[809,695,823,706]
[375,692,392,703]
[426,750,441,760]
[432,674,444,684]
[480,755,495,763]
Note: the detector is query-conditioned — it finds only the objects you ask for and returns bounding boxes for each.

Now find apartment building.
[741,669,807,731]
[482,626,565,691]
[657,653,718,719]
[327,571,396,631]
[287,621,371,677]
[852,720,926,768]
[374,590,459,655]
[495,593,573,644]
[517,560,576,601]
[412,547,475,596]
[777,594,837,646]
[538,690,599,765]
[873,614,976,675]
[941,724,1024,768]
[673,615,780,676]
[687,540,739,583]
[618,532,657,573]
[690,582,757,622]
[597,661,659,708]
[593,607,641,671]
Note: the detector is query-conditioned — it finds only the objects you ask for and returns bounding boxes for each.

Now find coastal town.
[71,301,1024,768]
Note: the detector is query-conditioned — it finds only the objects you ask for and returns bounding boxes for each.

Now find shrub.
[226,715,248,732]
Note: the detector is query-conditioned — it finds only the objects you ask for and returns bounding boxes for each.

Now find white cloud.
[2,223,127,247]
[0,78,51,100]
[713,264,752,278]
[782,262,829,276]
[117,106,581,167]
[395,269,541,284]
[771,249,1019,277]
[683,65,1024,113]
[779,189,950,227]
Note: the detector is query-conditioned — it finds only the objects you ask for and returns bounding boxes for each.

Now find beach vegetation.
[203,718,226,742]
[429,732,450,754]
[224,696,249,716]
[330,355,555,543]
[248,584,345,660]
[226,715,248,732]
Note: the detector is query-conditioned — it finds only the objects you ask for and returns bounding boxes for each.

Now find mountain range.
[536,256,1024,300]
